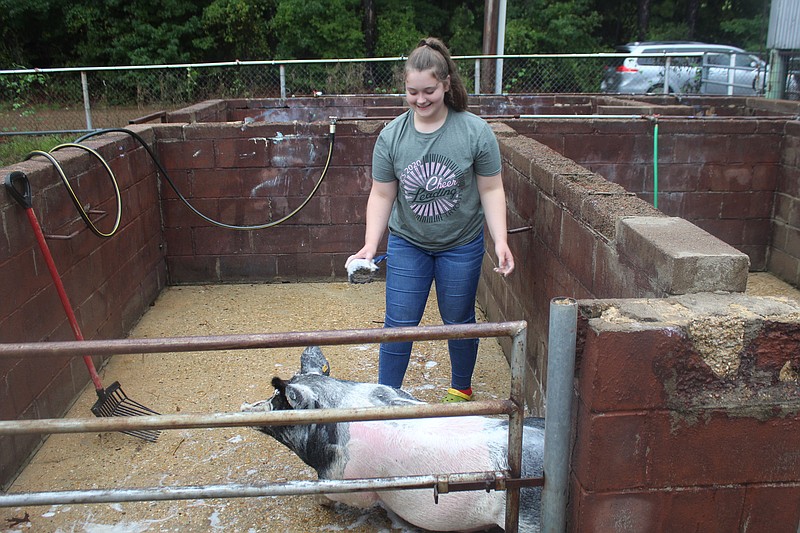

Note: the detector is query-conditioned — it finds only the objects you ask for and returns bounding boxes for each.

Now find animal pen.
[1,94,800,532]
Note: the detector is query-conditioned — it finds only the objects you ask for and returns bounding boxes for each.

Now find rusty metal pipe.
[504,324,528,533]
[0,399,515,436]
[0,320,532,527]
[0,322,527,359]
[0,471,538,508]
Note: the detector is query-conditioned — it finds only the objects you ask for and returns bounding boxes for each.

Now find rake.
[4,171,160,442]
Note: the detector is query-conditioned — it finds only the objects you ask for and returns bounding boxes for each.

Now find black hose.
[73,126,336,231]
[24,143,122,238]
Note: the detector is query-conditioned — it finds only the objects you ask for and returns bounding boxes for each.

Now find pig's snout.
[241,399,272,413]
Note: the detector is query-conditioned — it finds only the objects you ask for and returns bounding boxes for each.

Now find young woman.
[346,37,514,402]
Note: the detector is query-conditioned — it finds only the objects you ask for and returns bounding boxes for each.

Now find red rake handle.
[5,171,105,393]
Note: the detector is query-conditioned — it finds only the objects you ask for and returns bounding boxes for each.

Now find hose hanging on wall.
[74,123,336,231]
[24,120,336,237]
[25,143,122,238]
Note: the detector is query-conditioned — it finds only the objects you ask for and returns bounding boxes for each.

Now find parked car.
[600,41,767,96]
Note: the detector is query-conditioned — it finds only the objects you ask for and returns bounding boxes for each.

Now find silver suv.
[600,41,766,95]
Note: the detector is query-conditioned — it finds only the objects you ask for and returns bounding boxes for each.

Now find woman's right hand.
[345,246,377,269]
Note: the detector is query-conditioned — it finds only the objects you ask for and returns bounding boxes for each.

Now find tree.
[0,0,72,67]
[637,0,651,41]
[363,0,377,57]
[64,0,211,66]
[200,0,277,61]
[504,0,602,54]
[270,0,365,58]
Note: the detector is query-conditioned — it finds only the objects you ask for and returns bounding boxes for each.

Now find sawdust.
[746,272,800,302]
[4,282,511,533]
[7,272,800,532]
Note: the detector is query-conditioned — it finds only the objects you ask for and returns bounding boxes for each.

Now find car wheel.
[647,83,672,95]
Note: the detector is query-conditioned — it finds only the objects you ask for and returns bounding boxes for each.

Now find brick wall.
[510,116,785,271]
[0,126,167,487]
[771,120,800,286]
[479,125,748,410]
[156,119,377,283]
[2,95,799,514]
[572,294,800,532]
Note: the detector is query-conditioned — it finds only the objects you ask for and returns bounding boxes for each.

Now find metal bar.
[542,297,578,533]
[44,209,108,240]
[474,58,481,95]
[494,0,507,95]
[504,324,528,533]
[80,71,93,130]
[727,53,736,96]
[128,110,167,124]
[0,399,514,436]
[0,322,527,359]
[0,320,532,527]
[0,52,719,75]
[0,472,542,508]
[0,130,94,137]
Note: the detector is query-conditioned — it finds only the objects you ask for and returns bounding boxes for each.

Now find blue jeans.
[379,231,484,390]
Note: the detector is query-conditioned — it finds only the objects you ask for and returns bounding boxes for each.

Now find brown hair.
[405,37,469,112]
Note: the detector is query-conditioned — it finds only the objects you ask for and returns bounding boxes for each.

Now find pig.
[241,346,543,532]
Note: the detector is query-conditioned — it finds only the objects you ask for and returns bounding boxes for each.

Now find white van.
[600,41,767,95]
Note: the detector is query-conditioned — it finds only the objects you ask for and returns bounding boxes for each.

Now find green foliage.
[0,134,74,168]
[719,16,767,52]
[0,67,47,109]
[0,0,72,67]
[61,0,211,66]
[270,0,365,58]
[374,4,424,57]
[201,0,277,60]
[505,0,603,54]
[448,4,483,55]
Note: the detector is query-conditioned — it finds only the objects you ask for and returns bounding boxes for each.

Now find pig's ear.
[300,346,331,376]
[284,383,315,409]
[271,376,288,393]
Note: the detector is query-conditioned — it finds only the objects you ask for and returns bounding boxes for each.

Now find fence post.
[474,58,481,95]
[280,64,286,99]
[542,297,578,533]
[494,0,507,94]
[81,71,93,130]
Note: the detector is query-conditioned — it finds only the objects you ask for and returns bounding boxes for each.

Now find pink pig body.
[333,417,508,531]
[243,346,543,532]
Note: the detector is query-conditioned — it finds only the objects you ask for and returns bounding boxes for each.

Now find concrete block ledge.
[617,216,750,295]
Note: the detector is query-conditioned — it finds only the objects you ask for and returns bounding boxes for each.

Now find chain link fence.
[0,55,608,135]
[0,52,793,136]
[785,53,800,101]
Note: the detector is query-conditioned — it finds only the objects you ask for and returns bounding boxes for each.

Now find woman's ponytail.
[406,37,469,112]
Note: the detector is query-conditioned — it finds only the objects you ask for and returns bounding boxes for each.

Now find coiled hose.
[26,121,336,237]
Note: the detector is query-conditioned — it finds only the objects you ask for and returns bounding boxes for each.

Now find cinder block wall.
[479,124,749,409]
[771,120,800,286]
[2,96,799,522]
[572,294,800,532]
[0,126,166,486]
[510,116,785,271]
[156,119,376,283]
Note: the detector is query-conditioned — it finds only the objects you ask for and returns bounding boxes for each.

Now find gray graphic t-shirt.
[372,108,501,251]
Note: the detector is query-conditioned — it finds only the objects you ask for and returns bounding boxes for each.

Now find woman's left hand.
[493,245,515,277]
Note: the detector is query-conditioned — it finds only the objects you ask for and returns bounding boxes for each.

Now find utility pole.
[481,0,499,94]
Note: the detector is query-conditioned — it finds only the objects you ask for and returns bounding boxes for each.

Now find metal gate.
[0,320,554,533]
